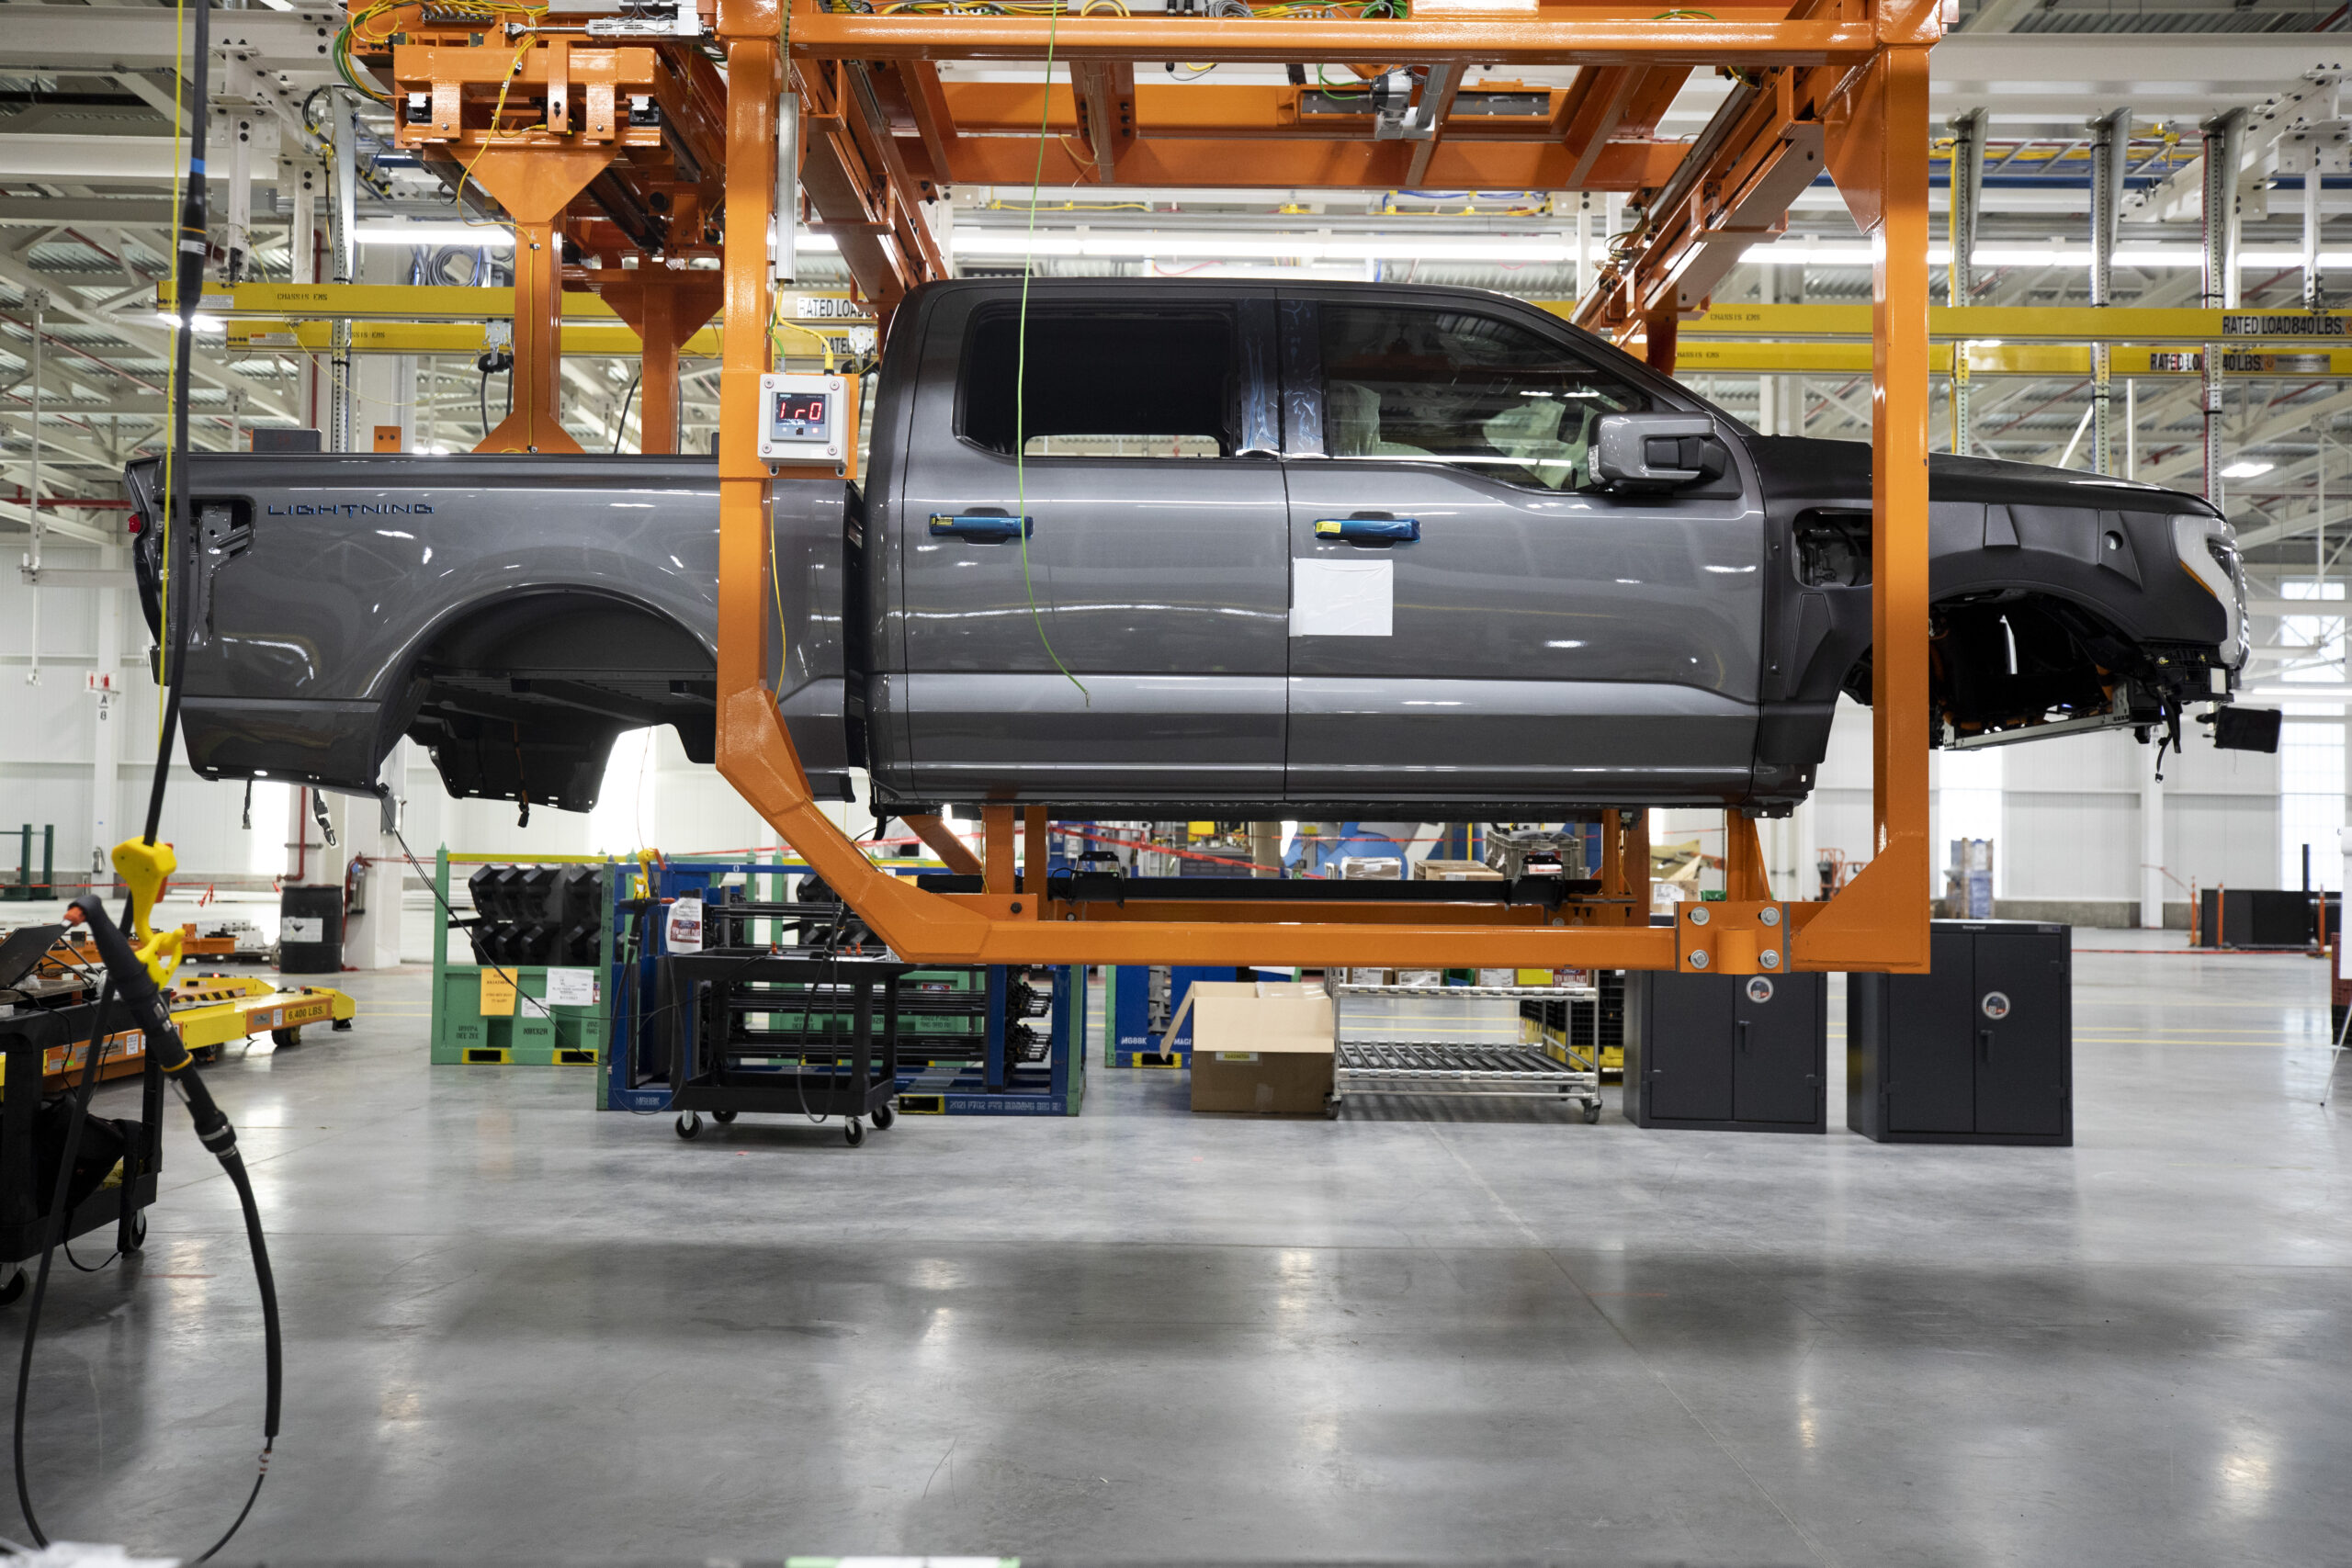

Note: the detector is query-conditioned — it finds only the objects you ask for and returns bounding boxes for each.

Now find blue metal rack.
[600,855,1084,1116]
[1104,964,1240,1067]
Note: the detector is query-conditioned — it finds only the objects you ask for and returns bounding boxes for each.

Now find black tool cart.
[1848,919,2072,1145]
[0,1002,164,1301]
[658,951,911,1146]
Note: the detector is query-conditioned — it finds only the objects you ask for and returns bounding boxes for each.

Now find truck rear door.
[1276,291,1765,807]
[889,288,1289,806]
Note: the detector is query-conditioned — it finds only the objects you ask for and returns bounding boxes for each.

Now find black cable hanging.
[14,2,284,1556]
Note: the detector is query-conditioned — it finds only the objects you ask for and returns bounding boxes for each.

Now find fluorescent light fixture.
[2245,686,2352,701]
[941,228,2352,272]
[352,224,840,254]
[154,311,226,333]
[356,223,515,247]
[1747,243,2352,270]
[2221,461,2274,479]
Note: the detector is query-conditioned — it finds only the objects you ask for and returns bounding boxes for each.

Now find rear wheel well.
[398,590,717,814]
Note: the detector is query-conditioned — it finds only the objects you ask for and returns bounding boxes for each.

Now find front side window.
[961,307,1242,459]
[1319,305,1654,491]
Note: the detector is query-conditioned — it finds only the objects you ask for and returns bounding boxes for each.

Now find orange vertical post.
[1023,810,1050,911]
[1796,31,1933,971]
[983,806,1018,896]
[1724,815,1774,904]
[600,267,723,454]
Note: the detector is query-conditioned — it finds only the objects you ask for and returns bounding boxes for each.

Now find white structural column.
[2087,107,2130,477]
[1948,107,1985,457]
[2199,108,2245,508]
[2141,770,2165,929]
[88,546,123,880]
[286,156,320,434]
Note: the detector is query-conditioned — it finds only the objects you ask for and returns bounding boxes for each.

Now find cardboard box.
[1415,859,1505,881]
[1346,967,1390,987]
[1173,980,1335,1116]
[1394,967,1442,987]
[1337,856,1403,879]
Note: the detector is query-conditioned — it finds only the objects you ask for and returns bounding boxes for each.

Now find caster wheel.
[843,1118,865,1148]
[871,1103,896,1131]
[0,1270,23,1307]
[270,1027,301,1048]
[674,1111,702,1140]
[331,1018,354,1032]
[195,1044,223,1065]
[711,1109,738,1124]
[127,1212,147,1253]
[1323,1093,1341,1121]
[1583,1100,1603,1124]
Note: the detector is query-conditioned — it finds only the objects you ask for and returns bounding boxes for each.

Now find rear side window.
[1319,304,1654,491]
[961,308,1239,458]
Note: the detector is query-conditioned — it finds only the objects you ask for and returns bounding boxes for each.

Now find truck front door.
[888,290,1289,807]
[1277,294,1765,808]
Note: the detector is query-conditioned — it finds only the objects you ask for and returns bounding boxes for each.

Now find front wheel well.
[1840,591,2175,741]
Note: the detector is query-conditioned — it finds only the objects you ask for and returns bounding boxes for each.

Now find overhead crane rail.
[327,0,1944,974]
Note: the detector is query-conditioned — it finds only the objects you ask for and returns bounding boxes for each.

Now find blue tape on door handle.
[929,514,1035,542]
[1314,517,1421,545]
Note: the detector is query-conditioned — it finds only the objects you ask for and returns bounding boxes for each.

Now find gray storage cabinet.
[1623,969,1826,1133]
[1847,919,2071,1145]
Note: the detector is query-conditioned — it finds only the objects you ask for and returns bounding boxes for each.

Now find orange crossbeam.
[788,12,1876,66]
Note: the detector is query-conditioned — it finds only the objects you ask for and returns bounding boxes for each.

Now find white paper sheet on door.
[1290,557,1393,637]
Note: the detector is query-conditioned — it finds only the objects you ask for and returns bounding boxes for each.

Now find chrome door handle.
[929,514,1033,543]
[1314,516,1420,547]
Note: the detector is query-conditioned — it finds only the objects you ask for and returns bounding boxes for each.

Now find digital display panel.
[769,390,831,440]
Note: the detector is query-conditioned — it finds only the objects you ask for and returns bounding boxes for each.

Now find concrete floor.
[14,933,2352,1563]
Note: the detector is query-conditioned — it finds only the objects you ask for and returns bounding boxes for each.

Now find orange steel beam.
[787,11,1875,67]
[795,57,950,321]
[1069,60,1137,180]
[1023,809,1049,907]
[903,813,982,876]
[892,61,962,186]
[932,81,1594,138]
[702,0,1933,972]
[938,136,1680,190]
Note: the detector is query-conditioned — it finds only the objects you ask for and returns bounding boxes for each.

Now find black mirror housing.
[1592,412,1729,492]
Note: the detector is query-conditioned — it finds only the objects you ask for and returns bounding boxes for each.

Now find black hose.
[10,976,117,1548]
[145,0,214,852]
[16,899,284,1553]
[613,371,640,453]
[17,6,281,1553]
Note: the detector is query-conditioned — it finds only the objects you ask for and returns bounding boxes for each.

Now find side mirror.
[1591,412,1729,492]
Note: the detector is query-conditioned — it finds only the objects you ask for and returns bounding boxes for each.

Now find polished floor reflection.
[17,933,2351,1564]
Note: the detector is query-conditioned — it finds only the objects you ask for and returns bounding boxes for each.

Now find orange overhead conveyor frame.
[707,0,1935,976]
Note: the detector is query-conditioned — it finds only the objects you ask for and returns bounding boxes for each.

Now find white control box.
[755,372,847,468]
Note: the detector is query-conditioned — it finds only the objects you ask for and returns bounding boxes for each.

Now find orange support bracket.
[903,813,981,876]
[466,145,617,454]
[596,266,724,454]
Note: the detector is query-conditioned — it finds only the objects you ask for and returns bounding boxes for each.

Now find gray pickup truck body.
[127,277,2247,819]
